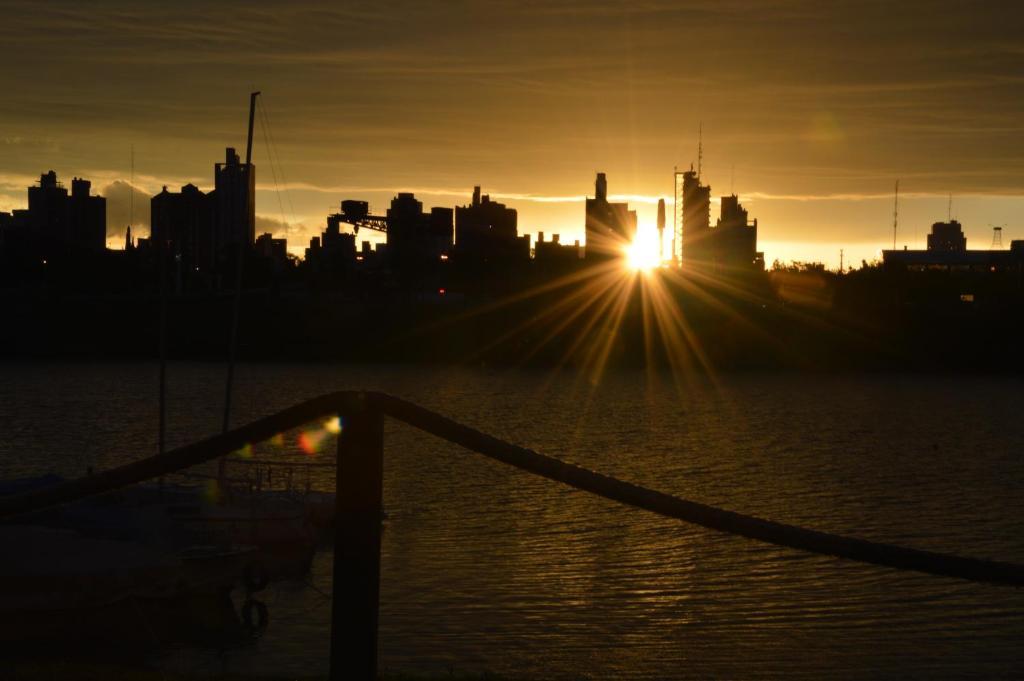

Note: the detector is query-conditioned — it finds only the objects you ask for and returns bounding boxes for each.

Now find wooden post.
[330,400,384,681]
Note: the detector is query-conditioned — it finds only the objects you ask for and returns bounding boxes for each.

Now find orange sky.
[2,1,1023,268]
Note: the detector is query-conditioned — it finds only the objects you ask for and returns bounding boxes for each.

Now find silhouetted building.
[927,220,967,252]
[147,148,256,279]
[429,207,454,256]
[0,211,14,250]
[681,168,712,264]
[306,216,356,270]
[387,192,425,257]
[883,222,1023,271]
[455,186,528,262]
[255,232,288,265]
[375,192,450,264]
[214,147,255,249]
[678,167,762,270]
[68,178,106,251]
[715,195,763,269]
[151,183,215,273]
[12,170,107,256]
[584,173,636,259]
[27,171,67,246]
[0,208,31,259]
[535,232,581,264]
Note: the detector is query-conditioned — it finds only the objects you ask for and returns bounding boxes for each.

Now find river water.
[2,363,1023,678]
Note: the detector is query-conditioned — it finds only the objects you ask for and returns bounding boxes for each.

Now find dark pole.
[157,237,167,458]
[330,399,384,681]
[221,91,260,452]
[245,91,260,167]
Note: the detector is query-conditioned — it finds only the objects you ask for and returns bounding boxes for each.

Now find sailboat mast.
[246,91,260,166]
[222,91,260,438]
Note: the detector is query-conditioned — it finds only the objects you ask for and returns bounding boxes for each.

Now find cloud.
[255,213,308,238]
[0,172,39,195]
[2,0,1024,261]
[261,180,1024,208]
[101,180,152,237]
[0,193,22,212]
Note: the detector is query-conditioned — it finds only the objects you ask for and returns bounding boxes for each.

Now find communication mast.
[697,122,703,181]
[892,180,899,250]
[129,144,135,235]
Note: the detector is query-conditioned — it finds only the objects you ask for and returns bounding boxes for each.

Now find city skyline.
[2,158,1020,270]
[5,4,1024,679]
[3,1,1024,268]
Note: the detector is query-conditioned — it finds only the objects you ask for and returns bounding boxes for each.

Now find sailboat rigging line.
[222,226,244,437]
[259,97,297,227]
[259,102,288,231]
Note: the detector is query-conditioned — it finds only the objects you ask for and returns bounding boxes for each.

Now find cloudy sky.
[1,0,1023,266]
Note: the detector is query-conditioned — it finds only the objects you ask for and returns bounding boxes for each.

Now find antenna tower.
[129,144,135,231]
[892,179,899,250]
[697,123,703,181]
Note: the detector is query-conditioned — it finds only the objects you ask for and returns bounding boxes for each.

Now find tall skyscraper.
[455,186,524,262]
[681,168,711,264]
[151,183,216,272]
[584,172,636,259]
[214,147,255,250]
[25,170,105,254]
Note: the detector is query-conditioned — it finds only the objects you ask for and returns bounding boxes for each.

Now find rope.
[258,97,298,228]
[258,100,289,234]
[2,390,1022,587]
[374,393,1024,587]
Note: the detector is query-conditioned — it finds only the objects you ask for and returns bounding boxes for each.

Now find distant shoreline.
[3,267,1022,373]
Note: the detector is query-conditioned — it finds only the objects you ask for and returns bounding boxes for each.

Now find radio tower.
[129,144,135,230]
[892,180,899,250]
[697,122,703,180]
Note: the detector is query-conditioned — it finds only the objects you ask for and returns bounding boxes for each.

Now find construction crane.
[327,200,388,235]
[673,166,685,265]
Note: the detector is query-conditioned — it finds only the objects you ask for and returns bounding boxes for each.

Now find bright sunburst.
[625,230,661,272]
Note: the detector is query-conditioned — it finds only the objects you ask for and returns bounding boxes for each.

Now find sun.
[625,232,661,272]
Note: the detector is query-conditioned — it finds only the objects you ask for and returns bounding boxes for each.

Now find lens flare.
[625,230,661,272]
[324,416,342,434]
[270,433,285,447]
[298,429,328,455]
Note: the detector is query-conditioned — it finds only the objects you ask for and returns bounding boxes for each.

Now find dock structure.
[3,391,1024,680]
